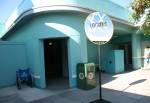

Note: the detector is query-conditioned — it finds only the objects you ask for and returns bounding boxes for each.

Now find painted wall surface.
[1,0,139,88]
[3,0,131,38]
[0,42,27,87]
[112,35,131,44]
[87,40,98,64]
[6,12,88,88]
[100,43,114,71]
[87,40,115,71]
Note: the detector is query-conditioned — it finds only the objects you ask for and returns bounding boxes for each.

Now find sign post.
[84,12,114,103]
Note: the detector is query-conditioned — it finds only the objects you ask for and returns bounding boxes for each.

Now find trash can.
[77,63,96,90]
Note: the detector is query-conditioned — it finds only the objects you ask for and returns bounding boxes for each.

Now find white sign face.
[84,12,114,43]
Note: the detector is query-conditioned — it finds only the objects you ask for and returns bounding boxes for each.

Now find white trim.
[72,75,77,78]
[1,5,135,39]
[32,74,40,79]
[132,57,143,59]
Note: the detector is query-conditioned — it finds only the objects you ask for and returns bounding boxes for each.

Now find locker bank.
[0,0,149,89]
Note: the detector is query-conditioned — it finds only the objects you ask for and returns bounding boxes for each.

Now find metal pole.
[90,42,111,103]
[98,42,102,100]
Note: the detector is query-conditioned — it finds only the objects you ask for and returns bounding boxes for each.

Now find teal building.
[0,0,149,88]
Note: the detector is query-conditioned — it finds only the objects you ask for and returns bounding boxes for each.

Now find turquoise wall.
[6,12,88,88]
[86,39,115,71]
[87,40,98,64]
[100,43,114,71]
[0,42,27,87]
[112,35,131,44]
[87,39,116,72]
[0,0,144,89]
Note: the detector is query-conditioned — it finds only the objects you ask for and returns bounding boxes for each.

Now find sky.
[0,0,133,23]
[0,0,22,23]
[109,0,133,8]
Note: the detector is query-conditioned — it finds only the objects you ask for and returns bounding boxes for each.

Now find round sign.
[84,12,114,44]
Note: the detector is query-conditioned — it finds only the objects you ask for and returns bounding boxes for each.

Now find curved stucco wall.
[6,12,89,88]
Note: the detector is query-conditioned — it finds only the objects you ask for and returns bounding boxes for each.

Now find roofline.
[1,5,136,39]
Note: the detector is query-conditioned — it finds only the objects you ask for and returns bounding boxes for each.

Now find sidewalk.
[0,69,150,103]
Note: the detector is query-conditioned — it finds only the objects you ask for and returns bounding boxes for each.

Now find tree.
[131,0,150,35]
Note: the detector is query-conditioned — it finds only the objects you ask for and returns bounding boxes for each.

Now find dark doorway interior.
[44,38,69,90]
[118,43,132,71]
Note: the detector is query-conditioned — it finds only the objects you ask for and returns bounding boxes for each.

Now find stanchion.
[90,42,111,103]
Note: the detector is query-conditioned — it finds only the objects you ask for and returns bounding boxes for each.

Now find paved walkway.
[0,69,150,103]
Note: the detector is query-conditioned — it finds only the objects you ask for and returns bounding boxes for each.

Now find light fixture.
[48,42,52,45]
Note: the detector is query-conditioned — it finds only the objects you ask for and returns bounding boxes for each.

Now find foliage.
[131,0,150,35]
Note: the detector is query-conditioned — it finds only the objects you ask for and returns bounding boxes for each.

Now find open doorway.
[44,38,69,91]
[117,43,132,71]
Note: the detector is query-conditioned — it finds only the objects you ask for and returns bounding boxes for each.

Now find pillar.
[131,32,142,69]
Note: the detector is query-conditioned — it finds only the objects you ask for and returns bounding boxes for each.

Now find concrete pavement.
[1,69,150,103]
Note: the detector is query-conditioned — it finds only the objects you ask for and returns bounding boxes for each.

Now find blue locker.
[105,50,124,73]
